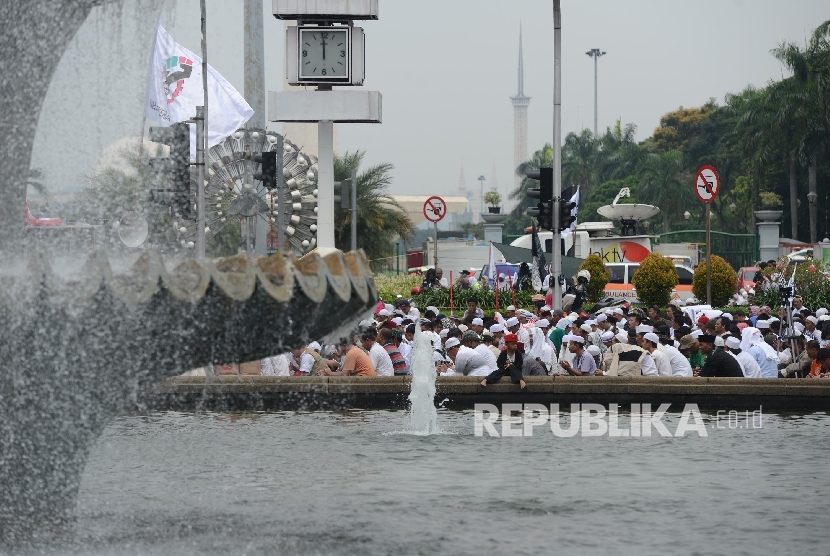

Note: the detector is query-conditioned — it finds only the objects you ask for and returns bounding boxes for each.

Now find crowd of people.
[212,294,830,382]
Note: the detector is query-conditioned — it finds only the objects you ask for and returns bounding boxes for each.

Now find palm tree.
[27,168,46,195]
[561,128,599,192]
[595,121,645,183]
[772,21,830,242]
[333,151,414,269]
[638,150,688,233]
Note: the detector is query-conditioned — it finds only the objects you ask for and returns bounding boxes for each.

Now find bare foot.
[480,379,487,387]
[519,379,526,390]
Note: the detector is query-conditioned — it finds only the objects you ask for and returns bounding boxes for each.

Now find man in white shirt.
[436,267,449,288]
[261,353,292,376]
[506,316,529,348]
[444,337,491,376]
[361,332,394,376]
[658,337,693,377]
[805,316,821,341]
[641,333,672,376]
[462,331,499,374]
[725,335,762,378]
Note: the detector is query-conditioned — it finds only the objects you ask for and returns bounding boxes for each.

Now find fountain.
[596,187,660,236]
[0,0,377,544]
[407,329,439,434]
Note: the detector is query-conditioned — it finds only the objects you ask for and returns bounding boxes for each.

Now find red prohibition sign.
[423,195,446,223]
[694,165,720,204]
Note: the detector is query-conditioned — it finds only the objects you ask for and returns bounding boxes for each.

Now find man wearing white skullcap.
[805,315,820,341]
[641,332,672,376]
[549,318,571,354]
[740,327,779,378]
[816,308,828,318]
[725,335,761,378]
[470,317,485,335]
[635,324,654,335]
[559,335,596,376]
[536,318,550,329]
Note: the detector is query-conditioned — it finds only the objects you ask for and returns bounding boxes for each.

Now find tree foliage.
[630,253,679,308]
[578,254,611,303]
[334,151,415,270]
[692,255,738,307]
[73,143,179,251]
[506,19,830,244]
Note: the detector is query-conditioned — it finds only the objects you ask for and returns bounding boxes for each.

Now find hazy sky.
[34,0,828,203]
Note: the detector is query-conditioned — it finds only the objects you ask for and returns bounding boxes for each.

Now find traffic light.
[559,184,577,231]
[524,167,553,230]
[334,178,352,209]
[253,151,277,189]
[148,122,192,220]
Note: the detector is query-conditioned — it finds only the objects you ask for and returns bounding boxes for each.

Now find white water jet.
[408,329,438,434]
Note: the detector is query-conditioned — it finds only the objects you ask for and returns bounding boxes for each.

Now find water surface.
[53,410,830,555]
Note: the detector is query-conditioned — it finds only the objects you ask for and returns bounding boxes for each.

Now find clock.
[298,26,350,82]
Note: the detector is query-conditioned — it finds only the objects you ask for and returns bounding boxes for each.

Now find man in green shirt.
[679,334,705,372]
[548,318,572,355]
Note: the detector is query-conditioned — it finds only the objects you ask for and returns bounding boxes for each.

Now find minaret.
[510,24,531,196]
[458,165,470,205]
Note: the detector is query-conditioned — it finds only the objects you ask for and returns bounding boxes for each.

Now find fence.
[656,230,758,270]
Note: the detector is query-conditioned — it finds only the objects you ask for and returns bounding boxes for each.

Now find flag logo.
[163,55,193,104]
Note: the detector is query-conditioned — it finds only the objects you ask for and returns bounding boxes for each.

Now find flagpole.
[449,271,454,317]
[495,270,500,312]
[197,0,209,259]
[136,115,146,209]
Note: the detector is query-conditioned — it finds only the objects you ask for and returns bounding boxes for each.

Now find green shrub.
[578,254,611,303]
[630,253,679,308]
[692,255,737,307]
[751,260,830,310]
[374,273,422,303]
[413,285,535,312]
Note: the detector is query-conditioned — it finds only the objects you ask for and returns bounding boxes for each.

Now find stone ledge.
[140,376,830,412]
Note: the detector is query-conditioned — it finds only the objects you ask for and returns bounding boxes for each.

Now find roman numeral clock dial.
[299,27,350,81]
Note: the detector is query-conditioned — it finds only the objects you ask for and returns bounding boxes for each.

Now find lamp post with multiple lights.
[585,48,606,137]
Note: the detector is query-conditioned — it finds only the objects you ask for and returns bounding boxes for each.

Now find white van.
[603,263,695,303]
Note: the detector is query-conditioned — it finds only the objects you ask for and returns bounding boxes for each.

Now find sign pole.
[276,134,285,252]
[433,221,438,268]
[552,0,563,311]
[422,196,446,270]
[694,164,720,307]
[706,202,712,306]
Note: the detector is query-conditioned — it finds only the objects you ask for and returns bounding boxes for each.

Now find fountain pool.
[26,409,830,555]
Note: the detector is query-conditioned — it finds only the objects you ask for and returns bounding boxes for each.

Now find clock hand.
[321,37,327,60]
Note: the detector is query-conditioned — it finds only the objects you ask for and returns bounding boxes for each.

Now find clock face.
[299,28,350,80]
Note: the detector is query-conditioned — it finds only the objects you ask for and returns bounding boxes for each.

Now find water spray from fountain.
[408,329,439,434]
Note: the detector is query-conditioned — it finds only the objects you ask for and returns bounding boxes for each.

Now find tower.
[510,24,531,197]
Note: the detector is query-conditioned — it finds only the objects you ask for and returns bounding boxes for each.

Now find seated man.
[697,334,744,377]
[324,338,376,376]
[811,348,830,378]
[559,335,597,376]
[480,333,526,389]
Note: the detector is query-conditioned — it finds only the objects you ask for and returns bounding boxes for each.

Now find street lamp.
[729,202,737,214]
[477,175,486,214]
[808,191,818,205]
[684,210,691,220]
[585,48,606,137]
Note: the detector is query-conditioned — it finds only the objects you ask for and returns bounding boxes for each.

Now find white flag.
[144,24,253,156]
[488,243,497,287]
[560,185,580,240]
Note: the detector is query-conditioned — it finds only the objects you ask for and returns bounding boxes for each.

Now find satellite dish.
[118,211,148,247]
